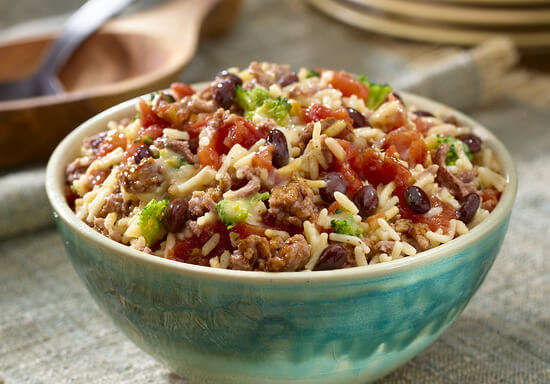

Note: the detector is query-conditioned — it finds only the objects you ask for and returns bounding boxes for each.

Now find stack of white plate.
[309,0,550,46]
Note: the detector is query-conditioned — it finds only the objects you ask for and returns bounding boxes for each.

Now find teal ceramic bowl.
[46,90,517,384]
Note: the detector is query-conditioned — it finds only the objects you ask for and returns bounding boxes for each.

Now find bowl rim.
[46,87,518,284]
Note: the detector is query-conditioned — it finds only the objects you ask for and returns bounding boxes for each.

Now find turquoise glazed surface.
[46,91,517,384]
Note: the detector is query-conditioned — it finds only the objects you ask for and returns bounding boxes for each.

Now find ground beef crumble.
[230,234,311,272]
[120,158,165,194]
[188,188,221,218]
[268,179,318,227]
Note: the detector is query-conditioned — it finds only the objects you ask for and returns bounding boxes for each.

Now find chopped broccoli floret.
[435,135,473,166]
[216,200,249,228]
[235,85,270,114]
[306,69,320,78]
[253,96,291,125]
[138,199,169,246]
[357,75,393,110]
[331,217,364,237]
[216,193,270,228]
[236,86,291,126]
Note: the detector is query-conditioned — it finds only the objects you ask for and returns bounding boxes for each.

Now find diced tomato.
[223,117,265,150]
[353,147,412,188]
[171,221,230,265]
[252,146,274,172]
[326,139,362,195]
[334,139,359,160]
[199,116,266,170]
[197,146,222,169]
[329,71,369,101]
[88,169,110,189]
[96,132,127,157]
[480,188,500,212]
[383,128,427,167]
[302,104,353,125]
[212,116,265,154]
[170,82,195,99]
[139,98,170,128]
[233,222,267,238]
[333,160,363,196]
[139,124,164,140]
[413,115,433,135]
[185,117,209,138]
[396,189,456,231]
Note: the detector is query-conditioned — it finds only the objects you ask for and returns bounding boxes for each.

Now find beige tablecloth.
[1,1,549,383]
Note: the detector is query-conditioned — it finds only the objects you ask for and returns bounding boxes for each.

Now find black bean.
[320,172,348,203]
[267,128,289,168]
[457,134,482,154]
[347,107,369,128]
[216,70,242,86]
[213,79,236,109]
[353,185,379,217]
[413,110,434,117]
[404,186,431,214]
[458,193,480,224]
[314,244,348,271]
[164,198,188,233]
[278,71,298,87]
[134,145,152,164]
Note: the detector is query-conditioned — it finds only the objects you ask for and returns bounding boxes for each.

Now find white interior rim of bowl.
[46,87,518,283]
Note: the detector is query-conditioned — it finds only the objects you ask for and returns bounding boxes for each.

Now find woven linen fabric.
[1,0,549,383]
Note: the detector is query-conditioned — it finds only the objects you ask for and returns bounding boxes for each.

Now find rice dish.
[64,62,506,271]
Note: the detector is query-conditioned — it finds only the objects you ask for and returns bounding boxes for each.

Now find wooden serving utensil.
[0,0,240,168]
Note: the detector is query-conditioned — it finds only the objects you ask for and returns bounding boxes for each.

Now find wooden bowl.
[0,0,240,168]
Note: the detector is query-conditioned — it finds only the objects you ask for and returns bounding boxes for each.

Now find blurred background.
[1,1,549,383]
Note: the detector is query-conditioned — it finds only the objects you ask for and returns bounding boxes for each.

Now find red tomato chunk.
[302,104,353,126]
[329,71,369,101]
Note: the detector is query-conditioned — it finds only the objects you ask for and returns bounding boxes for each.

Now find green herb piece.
[165,94,175,103]
[138,199,169,246]
[306,69,320,78]
[357,75,393,110]
[331,217,364,237]
[149,92,158,101]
